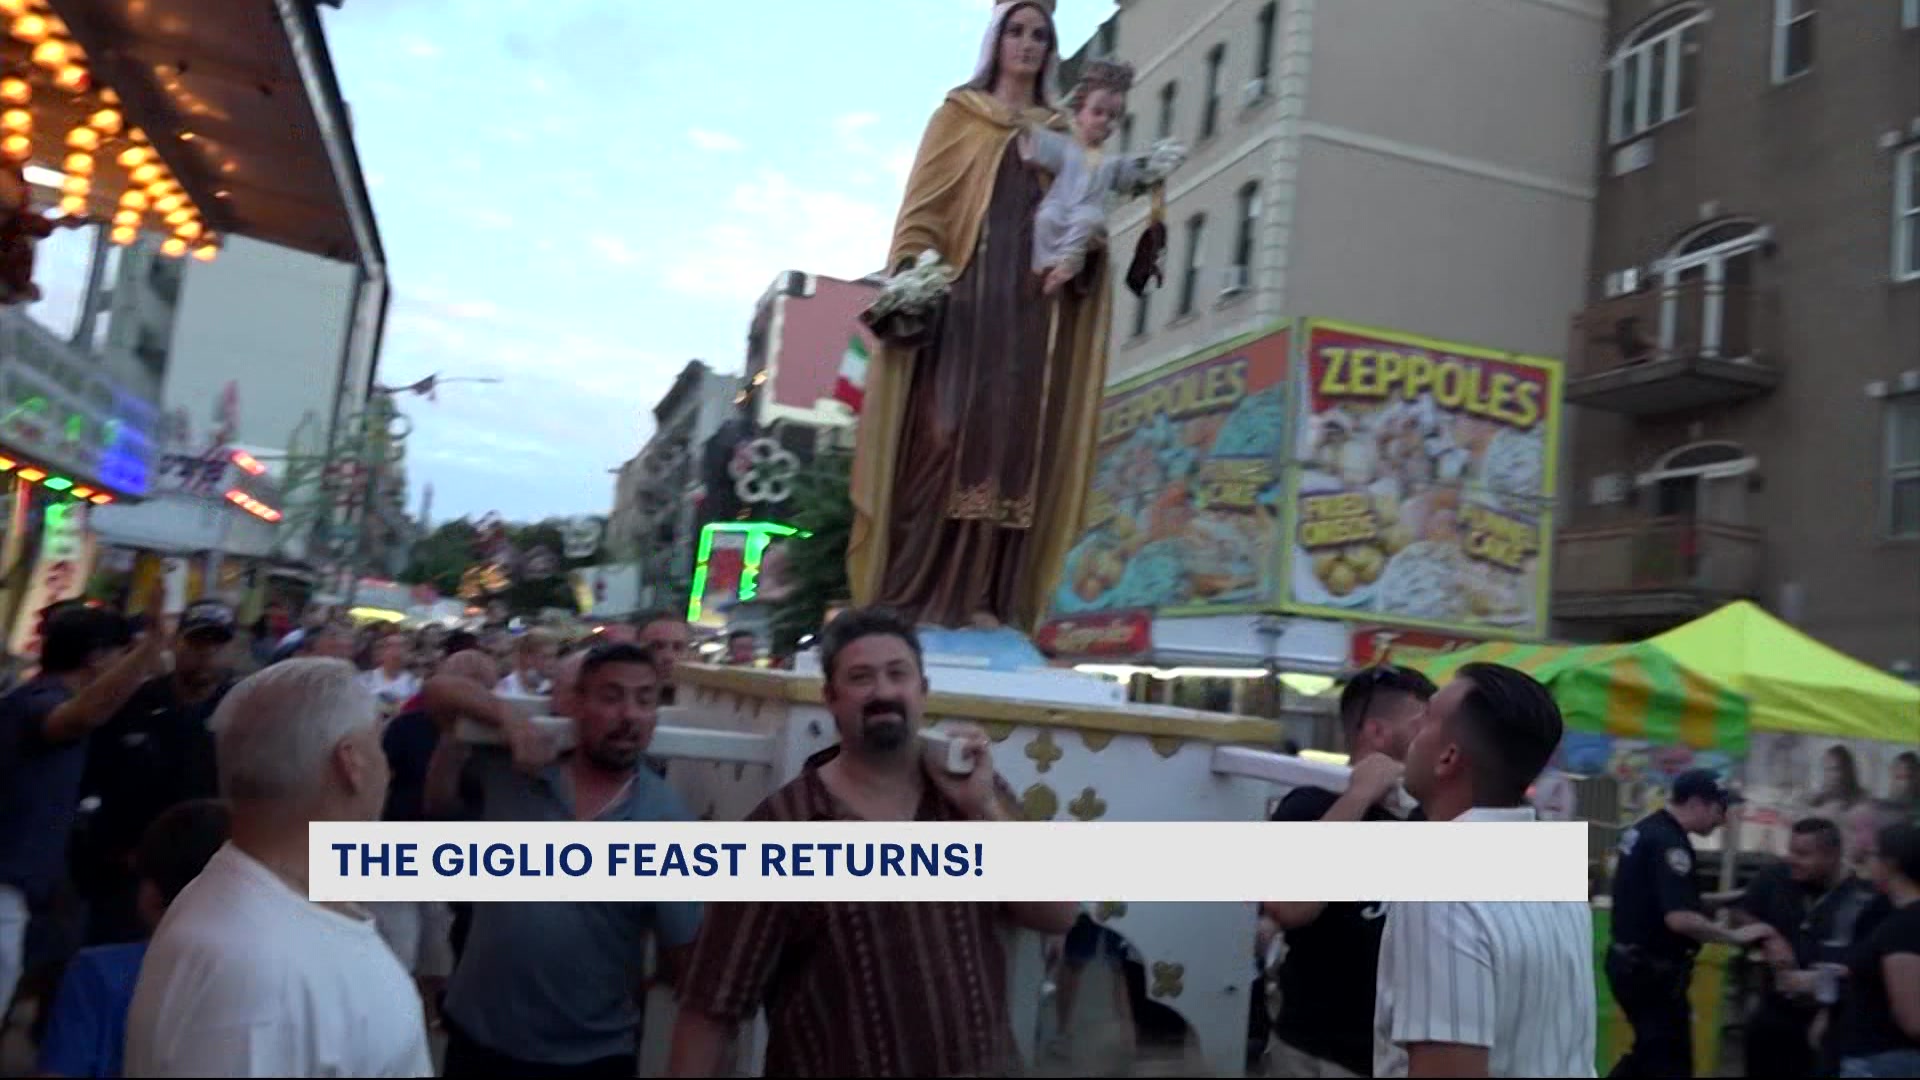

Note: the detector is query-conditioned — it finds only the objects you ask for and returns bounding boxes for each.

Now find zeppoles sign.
[1037,610,1152,659]
[1098,358,1249,444]
[1312,345,1544,430]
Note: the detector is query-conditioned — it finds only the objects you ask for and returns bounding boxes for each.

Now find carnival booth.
[1413,608,1920,1074]
[0,0,387,653]
[1649,602,1920,856]
[1040,315,1566,748]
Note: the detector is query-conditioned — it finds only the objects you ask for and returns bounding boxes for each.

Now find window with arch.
[1643,441,1755,522]
[1660,218,1769,360]
[1608,5,1706,144]
[1650,440,1751,476]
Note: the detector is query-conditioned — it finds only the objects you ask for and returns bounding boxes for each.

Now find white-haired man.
[124,658,433,1078]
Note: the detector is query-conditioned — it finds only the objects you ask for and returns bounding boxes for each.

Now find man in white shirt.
[126,658,434,1078]
[360,634,421,717]
[1373,662,1597,1079]
[496,628,557,697]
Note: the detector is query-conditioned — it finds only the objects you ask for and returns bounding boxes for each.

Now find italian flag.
[833,335,869,412]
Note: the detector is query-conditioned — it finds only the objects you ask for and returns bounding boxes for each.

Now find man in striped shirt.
[1373,662,1597,1078]
[666,608,1081,1077]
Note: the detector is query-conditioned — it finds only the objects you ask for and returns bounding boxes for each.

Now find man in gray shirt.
[423,641,699,1077]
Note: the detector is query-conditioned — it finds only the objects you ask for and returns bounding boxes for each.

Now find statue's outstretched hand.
[1140,139,1188,186]
[876,249,956,316]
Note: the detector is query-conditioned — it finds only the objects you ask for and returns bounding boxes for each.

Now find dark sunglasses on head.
[1340,663,1436,728]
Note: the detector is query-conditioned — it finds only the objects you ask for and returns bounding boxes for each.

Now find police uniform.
[1606,799,1710,1077]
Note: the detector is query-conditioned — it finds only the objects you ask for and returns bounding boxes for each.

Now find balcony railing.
[1566,281,1782,413]
[1571,280,1782,374]
[1554,516,1763,618]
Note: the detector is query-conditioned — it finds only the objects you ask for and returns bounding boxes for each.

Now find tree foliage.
[399,516,607,618]
[770,448,853,656]
[398,519,478,597]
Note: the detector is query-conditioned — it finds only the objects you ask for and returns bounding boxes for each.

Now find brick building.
[1556,1,1920,675]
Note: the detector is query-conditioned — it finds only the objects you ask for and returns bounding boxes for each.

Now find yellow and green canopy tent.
[1409,640,1750,754]
[1649,601,1920,744]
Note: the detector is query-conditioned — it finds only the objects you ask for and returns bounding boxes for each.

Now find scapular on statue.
[1125,183,1168,298]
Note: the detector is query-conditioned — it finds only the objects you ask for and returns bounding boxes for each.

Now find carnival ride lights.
[230,449,266,475]
[0,453,115,503]
[223,487,282,523]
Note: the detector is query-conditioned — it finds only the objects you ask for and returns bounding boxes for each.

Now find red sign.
[1348,626,1483,669]
[1037,611,1153,659]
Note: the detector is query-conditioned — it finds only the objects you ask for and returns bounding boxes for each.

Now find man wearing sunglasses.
[1261,664,1436,1077]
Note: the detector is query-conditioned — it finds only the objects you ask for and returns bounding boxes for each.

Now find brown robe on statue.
[847,88,1114,633]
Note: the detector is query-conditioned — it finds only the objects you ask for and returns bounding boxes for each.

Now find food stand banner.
[1285,320,1562,639]
[1348,625,1485,670]
[1036,610,1152,660]
[1743,732,1920,859]
[1046,324,1292,626]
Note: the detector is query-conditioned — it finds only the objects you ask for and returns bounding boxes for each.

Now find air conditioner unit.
[1603,267,1643,298]
[1242,78,1268,107]
[1222,265,1251,293]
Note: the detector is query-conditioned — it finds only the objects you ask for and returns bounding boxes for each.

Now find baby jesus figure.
[1027,59,1184,296]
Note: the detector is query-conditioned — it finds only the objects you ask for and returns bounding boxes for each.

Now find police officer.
[1607,769,1777,1078]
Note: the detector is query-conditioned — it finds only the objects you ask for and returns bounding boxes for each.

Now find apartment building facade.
[606,360,741,601]
[1555,0,1920,673]
[1096,0,1604,386]
[695,271,874,525]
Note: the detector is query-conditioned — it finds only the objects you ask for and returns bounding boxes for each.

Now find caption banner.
[310,821,1589,904]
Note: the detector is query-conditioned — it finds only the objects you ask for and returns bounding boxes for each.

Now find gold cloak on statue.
[846,87,1113,634]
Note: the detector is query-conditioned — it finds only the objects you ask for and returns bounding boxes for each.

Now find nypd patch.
[1666,847,1692,876]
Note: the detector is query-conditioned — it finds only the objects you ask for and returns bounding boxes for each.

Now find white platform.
[623,660,1336,1078]
[791,645,1129,707]
[457,659,1351,1077]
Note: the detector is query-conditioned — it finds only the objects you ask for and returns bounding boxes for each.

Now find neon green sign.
[686,521,804,624]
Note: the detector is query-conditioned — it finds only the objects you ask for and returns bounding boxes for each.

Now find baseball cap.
[1672,768,1744,807]
[180,600,237,642]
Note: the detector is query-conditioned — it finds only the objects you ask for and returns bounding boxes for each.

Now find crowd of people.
[0,590,702,1076]
[1250,666,1920,1080]
[0,589,1915,1078]
[1605,774,1920,1078]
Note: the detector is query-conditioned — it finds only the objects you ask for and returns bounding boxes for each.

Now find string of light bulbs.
[3,0,219,261]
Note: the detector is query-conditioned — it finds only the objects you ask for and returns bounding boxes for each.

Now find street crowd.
[0,590,1912,1078]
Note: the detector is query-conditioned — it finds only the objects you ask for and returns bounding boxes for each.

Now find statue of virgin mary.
[847,0,1112,635]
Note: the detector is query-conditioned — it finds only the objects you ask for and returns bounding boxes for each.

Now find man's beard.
[585,734,640,771]
[856,700,912,754]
